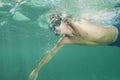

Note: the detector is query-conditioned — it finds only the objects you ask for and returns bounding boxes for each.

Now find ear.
[67,15,72,18]
[62,14,72,22]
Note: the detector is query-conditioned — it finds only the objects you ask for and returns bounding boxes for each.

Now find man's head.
[48,14,73,35]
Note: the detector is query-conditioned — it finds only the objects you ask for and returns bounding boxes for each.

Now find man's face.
[55,21,67,35]
[49,14,73,35]
[55,21,73,35]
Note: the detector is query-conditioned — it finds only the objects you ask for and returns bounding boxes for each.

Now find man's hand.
[29,69,38,80]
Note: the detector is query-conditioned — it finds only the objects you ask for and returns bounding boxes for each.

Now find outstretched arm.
[28,36,66,80]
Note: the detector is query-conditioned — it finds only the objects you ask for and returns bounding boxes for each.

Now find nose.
[55,27,61,32]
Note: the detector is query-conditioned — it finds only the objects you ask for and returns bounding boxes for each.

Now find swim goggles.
[48,14,62,35]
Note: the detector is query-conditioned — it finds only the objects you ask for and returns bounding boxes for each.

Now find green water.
[0,0,120,80]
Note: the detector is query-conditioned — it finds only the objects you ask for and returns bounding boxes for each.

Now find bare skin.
[14,0,23,3]
[28,17,118,80]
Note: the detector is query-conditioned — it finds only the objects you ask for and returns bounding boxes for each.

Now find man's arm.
[28,36,65,80]
[66,18,118,45]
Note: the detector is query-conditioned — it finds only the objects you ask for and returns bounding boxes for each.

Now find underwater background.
[0,0,120,80]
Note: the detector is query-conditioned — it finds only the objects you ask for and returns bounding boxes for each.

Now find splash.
[35,0,120,30]
[81,7,120,25]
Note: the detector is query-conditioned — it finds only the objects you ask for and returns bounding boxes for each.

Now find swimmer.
[29,6,120,80]
[0,1,12,7]
[14,0,28,4]
[15,0,24,3]
[10,0,28,14]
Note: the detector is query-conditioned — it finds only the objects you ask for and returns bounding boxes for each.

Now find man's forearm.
[36,43,64,72]
[34,36,65,73]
